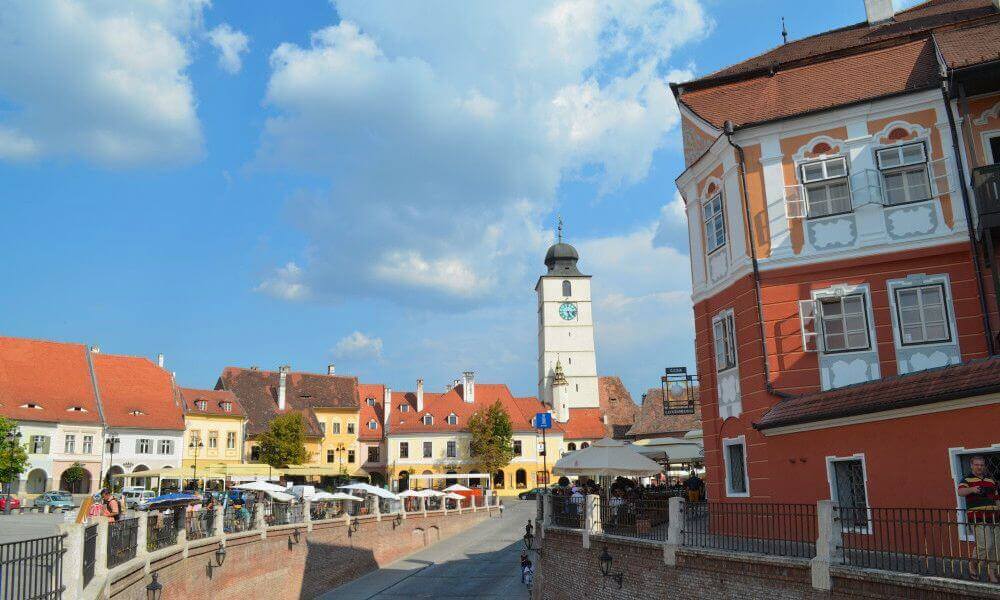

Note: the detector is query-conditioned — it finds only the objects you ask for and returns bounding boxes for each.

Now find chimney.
[157,353,164,368]
[863,0,894,24]
[416,379,424,412]
[462,371,475,404]
[278,365,290,411]
[327,364,336,375]
[90,345,100,354]
[383,386,392,427]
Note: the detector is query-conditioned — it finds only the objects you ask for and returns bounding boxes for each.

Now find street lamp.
[145,572,163,600]
[522,521,535,553]
[3,429,21,515]
[189,439,204,490]
[598,546,623,589]
[104,433,119,490]
[214,546,227,567]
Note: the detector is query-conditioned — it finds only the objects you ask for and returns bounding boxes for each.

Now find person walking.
[100,488,123,522]
[958,455,999,583]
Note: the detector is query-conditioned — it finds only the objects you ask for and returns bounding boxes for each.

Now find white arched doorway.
[25,469,48,494]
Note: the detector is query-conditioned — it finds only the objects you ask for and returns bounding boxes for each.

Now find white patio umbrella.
[552,437,663,478]
[233,481,287,493]
[339,482,400,500]
[327,492,364,502]
[442,484,471,492]
[397,489,422,498]
[444,492,466,500]
[264,490,295,502]
[415,489,445,497]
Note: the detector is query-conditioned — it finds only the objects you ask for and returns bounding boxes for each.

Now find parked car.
[0,496,21,511]
[518,487,549,500]
[123,489,156,510]
[33,491,75,510]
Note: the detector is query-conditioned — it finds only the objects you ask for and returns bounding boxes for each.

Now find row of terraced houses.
[674,0,1000,512]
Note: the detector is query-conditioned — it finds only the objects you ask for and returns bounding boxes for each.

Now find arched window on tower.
[562,280,571,296]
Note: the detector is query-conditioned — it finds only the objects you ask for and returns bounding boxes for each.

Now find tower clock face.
[559,302,578,320]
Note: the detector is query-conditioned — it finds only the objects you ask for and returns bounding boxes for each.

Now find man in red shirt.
[958,456,999,583]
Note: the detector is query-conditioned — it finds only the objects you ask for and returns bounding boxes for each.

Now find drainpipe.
[724,121,793,399]
[941,81,996,356]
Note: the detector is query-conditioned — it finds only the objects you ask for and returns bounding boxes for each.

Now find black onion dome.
[544,242,583,276]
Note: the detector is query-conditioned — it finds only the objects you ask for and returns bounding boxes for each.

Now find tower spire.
[557,215,563,244]
[781,17,788,44]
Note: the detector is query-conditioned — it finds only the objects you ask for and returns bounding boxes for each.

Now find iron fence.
[287,503,304,524]
[837,506,999,582]
[0,534,65,600]
[223,504,255,533]
[536,492,545,521]
[186,508,216,540]
[682,502,817,559]
[146,513,180,552]
[599,495,670,542]
[550,495,584,529]
[107,518,139,568]
[82,524,97,588]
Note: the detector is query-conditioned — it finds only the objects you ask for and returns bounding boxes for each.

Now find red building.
[673,0,1000,511]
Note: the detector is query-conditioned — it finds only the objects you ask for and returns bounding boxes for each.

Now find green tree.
[61,461,88,493]
[0,417,29,492]
[257,413,309,468]
[469,400,514,476]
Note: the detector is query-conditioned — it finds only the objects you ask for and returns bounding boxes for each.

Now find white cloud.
[255,262,310,300]
[257,1,712,308]
[0,0,208,166]
[208,23,250,74]
[333,331,384,361]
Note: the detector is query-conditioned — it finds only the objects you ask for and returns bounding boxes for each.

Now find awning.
[632,436,704,463]
[552,437,663,477]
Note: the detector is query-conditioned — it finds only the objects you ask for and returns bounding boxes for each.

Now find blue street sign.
[534,412,552,430]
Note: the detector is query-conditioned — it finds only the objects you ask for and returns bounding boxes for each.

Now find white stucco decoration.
[886,204,935,236]
[810,218,854,248]
[871,120,930,143]
[709,251,728,282]
[974,102,1000,126]
[719,372,739,407]
[908,350,954,372]
[792,135,844,163]
[829,358,872,388]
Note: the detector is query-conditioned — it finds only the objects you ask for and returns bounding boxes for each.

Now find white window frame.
[826,454,872,535]
[136,438,151,454]
[702,193,727,254]
[446,441,457,458]
[208,431,219,449]
[400,404,409,413]
[712,309,737,371]
[948,443,1000,542]
[893,283,952,346]
[423,414,434,425]
[367,419,378,430]
[799,156,853,218]
[447,413,457,425]
[980,130,1000,164]
[82,435,93,455]
[64,434,75,454]
[158,439,173,455]
[818,294,871,354]
[423,441,433,458]
[876,142,932,206]
[721,436,750,498]
[226,432,236,449]
[801,284,876,355]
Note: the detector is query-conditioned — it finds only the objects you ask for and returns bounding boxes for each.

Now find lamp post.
[335,443,346,479]
[145,572,163,600]
[189,439,204,491]
[598,546,623,589]
[104,433,119,490]
[3,429,21,515]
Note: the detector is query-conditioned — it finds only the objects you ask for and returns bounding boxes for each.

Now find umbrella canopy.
[444,492,466,500]
[264,490,295,502]
[146,492,200,507]
[552,437,663,477]
[397,489,421,498]
[327,492,364,502]
[338,482,399,500]
[442,484,471,492]
[233,481,288,493]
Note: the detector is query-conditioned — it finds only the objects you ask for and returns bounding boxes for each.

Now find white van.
[287,485,315,500]
[123,489,156,510]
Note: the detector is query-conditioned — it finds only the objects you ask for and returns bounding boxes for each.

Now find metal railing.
[186,508,216,541]
[287,503,304,524]
[837,506,999,582]
[682,502,817,559]
[550,495,584,529]
[263,502,305,526]
[146,513,180,552]
[974,164,1000,226]
[599,495,671,542]
[82,524,97,588]
[106,518,139,568]
[223,504,255,533]
[0,535,65,600]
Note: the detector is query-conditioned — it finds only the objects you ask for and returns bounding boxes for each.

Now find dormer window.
[400,404,409,413]
[220,401,232,412]
[195,400,207,411]
[66,406,88,412]
[422,414,433,425]
[447,413,457,425]
[366,397,376,406]
[20,403,42,410]
[129,409,145,416]
[367,419,378,430]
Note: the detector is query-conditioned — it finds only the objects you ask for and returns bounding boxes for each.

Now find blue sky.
[0,0,920,400]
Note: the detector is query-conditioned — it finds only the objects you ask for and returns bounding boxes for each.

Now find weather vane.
[557,215,563,244]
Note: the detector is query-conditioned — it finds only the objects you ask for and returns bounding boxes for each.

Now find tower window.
[562,280,571,296]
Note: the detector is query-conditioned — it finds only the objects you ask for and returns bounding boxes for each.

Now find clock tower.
[536,228,600,422]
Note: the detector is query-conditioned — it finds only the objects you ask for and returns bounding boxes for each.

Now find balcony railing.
[973,164,1000,228]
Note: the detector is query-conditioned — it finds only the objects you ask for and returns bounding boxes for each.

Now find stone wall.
[534,528,1000,600]
[83,508,495,600]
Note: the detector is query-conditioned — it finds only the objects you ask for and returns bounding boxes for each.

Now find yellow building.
[179,388,246,473]
[216,365,362,481]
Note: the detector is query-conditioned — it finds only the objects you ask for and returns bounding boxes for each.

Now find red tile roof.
[934,16,1000,68]
[598,376,639,439]
[180,388,244,418]
[755,357,1000,430]
[357,383,384,441]
[217,367,360,437]
[626,388,703,439]
[387,384,539,434]
[560,408,607,440]
[0,337,101,424]
[92,352,185,430]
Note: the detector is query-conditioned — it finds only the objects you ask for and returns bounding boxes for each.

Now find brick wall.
[534,528,1000,600]
[105,510,492,600]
